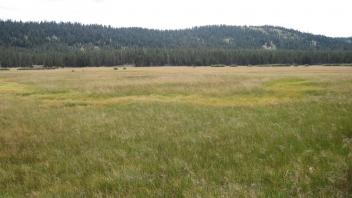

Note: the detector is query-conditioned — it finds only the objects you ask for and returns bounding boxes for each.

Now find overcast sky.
[0,0,351,37]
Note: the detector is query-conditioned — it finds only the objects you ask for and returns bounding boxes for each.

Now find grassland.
[0,66,352,197]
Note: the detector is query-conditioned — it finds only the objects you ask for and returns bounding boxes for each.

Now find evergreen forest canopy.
[1,20,352,67]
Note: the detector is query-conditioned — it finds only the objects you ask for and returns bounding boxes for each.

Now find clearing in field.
[0,66,352,197]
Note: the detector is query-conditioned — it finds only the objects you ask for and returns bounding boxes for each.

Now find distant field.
[0,66,352,197]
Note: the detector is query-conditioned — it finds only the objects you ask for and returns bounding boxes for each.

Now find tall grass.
[0,66,351,197]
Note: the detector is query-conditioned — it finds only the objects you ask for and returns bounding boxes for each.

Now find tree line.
[1,47,351,67]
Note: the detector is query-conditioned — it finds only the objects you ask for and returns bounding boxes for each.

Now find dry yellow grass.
[1,66,351,107]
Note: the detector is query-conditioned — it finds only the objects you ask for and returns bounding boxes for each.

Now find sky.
[0,0,351,37]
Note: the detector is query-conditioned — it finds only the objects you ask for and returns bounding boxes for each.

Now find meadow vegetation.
[0,66,352,197]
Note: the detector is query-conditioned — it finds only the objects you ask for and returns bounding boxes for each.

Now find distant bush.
[17,67,57,70]
[210,64,226,67]
[271,64,292,67]
[322,63,352,66]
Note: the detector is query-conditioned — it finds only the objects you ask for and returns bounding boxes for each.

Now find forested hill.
[1,20,352,50]
[1,20,352,67]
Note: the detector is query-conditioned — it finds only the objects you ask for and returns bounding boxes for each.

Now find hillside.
[0,20,352,67]
[1,20,352,50]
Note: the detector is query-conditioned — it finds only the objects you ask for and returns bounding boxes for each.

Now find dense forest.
[1,20,352,67]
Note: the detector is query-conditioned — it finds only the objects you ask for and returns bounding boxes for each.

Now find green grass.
[0,66,352,197]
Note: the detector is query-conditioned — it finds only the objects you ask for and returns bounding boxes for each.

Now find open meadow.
[0,66,352,197]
